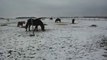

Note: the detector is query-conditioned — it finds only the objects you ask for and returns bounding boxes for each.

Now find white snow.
[0,18,107,60]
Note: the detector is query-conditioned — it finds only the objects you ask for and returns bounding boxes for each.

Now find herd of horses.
[17,18,61,31]
[17,18,75,32]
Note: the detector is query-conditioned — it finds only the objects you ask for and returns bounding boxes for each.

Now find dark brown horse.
[17,21,25,27]
[55,18,61,23]
[72,19,75,24]
[25,18,45,31]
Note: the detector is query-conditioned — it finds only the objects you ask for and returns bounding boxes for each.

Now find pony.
[25,18,45,31]
[55,18,61,23]
[17,21,25,27]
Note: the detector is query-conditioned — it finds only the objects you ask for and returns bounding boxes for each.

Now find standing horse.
[25,18,45,31]
[17,21,25,27]
[55,18,61,23]
[72,19,75,24]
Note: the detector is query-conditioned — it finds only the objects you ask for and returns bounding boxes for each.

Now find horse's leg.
[25,25,27,31]
[60,20,61,22]
[26,28,27,31]
[20,24,22,27]
[25,24,28,31]
[34,25,38,31]
[21,23,23,27]
[28,25,31,31]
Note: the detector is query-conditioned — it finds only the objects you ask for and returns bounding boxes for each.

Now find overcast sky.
[0,0,107,18]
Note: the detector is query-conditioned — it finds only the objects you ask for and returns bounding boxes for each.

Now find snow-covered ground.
[0,18,107,60]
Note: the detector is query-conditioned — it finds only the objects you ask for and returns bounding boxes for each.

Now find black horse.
[55,18,61,23]
[72,19,75,24]
[25,18,45,31]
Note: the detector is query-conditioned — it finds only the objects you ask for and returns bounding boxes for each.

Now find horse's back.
[33,19,44,25]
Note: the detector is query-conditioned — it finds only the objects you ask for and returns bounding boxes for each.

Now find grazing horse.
[25,18,45,31]
[17,21,25,27]
[55,18,61,23]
